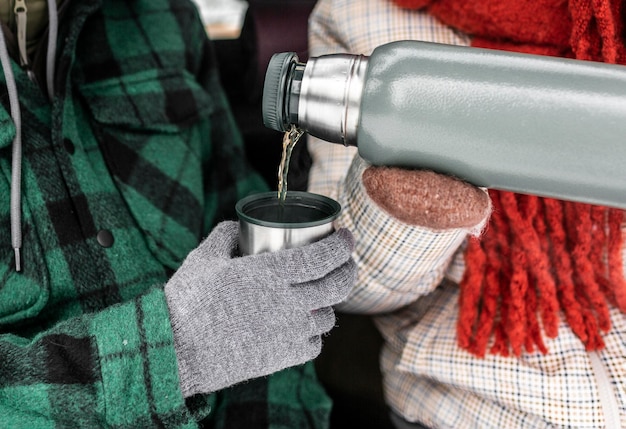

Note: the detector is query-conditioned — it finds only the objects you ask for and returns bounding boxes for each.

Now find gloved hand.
[362,166,492,229]
[164,221,356,397]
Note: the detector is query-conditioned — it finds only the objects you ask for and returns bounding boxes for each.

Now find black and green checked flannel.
[0,0,332,427]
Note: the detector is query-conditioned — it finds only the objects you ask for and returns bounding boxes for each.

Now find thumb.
[362,166,491,230]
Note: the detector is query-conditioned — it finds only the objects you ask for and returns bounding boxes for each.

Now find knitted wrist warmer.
[362,166,491,230]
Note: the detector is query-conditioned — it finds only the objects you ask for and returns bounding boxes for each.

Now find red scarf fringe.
[459,194,626,357]
[454,0,626,356]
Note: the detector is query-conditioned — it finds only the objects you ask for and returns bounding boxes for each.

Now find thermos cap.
[262,52,298,132]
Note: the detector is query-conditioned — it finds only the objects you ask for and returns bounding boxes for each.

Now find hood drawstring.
[45,0,57,101]
[0,27,23,271]
[0,0,57,272]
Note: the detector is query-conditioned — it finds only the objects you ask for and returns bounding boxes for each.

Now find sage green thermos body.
[262,40,626,209]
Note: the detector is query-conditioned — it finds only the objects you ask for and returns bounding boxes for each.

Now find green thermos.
[262,40,626,209]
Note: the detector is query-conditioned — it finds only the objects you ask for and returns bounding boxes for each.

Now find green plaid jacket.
[0,0,331,428]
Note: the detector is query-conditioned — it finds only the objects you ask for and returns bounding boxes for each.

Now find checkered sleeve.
[89,287,196,428]
[308,0,470,57]
[307,1,477,314]
[320,155,471,313]
[0,287,198,428]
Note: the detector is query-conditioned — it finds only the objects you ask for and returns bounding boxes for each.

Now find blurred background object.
[191,0,249,39]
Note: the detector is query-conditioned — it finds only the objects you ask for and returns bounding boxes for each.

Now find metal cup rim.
[235,191,341,228]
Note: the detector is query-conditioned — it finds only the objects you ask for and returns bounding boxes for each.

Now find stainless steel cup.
[236,191,341,255]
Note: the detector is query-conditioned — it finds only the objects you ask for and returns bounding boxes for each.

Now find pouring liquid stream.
[277,125,305,207]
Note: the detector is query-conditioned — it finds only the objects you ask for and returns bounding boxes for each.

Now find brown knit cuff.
[362,166,491,230]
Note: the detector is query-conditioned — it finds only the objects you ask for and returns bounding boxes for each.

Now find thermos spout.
[262,51,368,146]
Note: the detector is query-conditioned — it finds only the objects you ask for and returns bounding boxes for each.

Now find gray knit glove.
[164,221,356,397]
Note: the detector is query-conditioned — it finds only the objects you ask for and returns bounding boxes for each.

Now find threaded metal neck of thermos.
[262,52,368,147]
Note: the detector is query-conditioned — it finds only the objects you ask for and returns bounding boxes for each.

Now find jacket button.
[97,230,114,247]
[63,138,75,154]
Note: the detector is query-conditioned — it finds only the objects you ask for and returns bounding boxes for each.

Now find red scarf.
[394,0,626,356]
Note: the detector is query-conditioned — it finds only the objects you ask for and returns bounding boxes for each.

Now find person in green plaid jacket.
[0,0,357,427]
